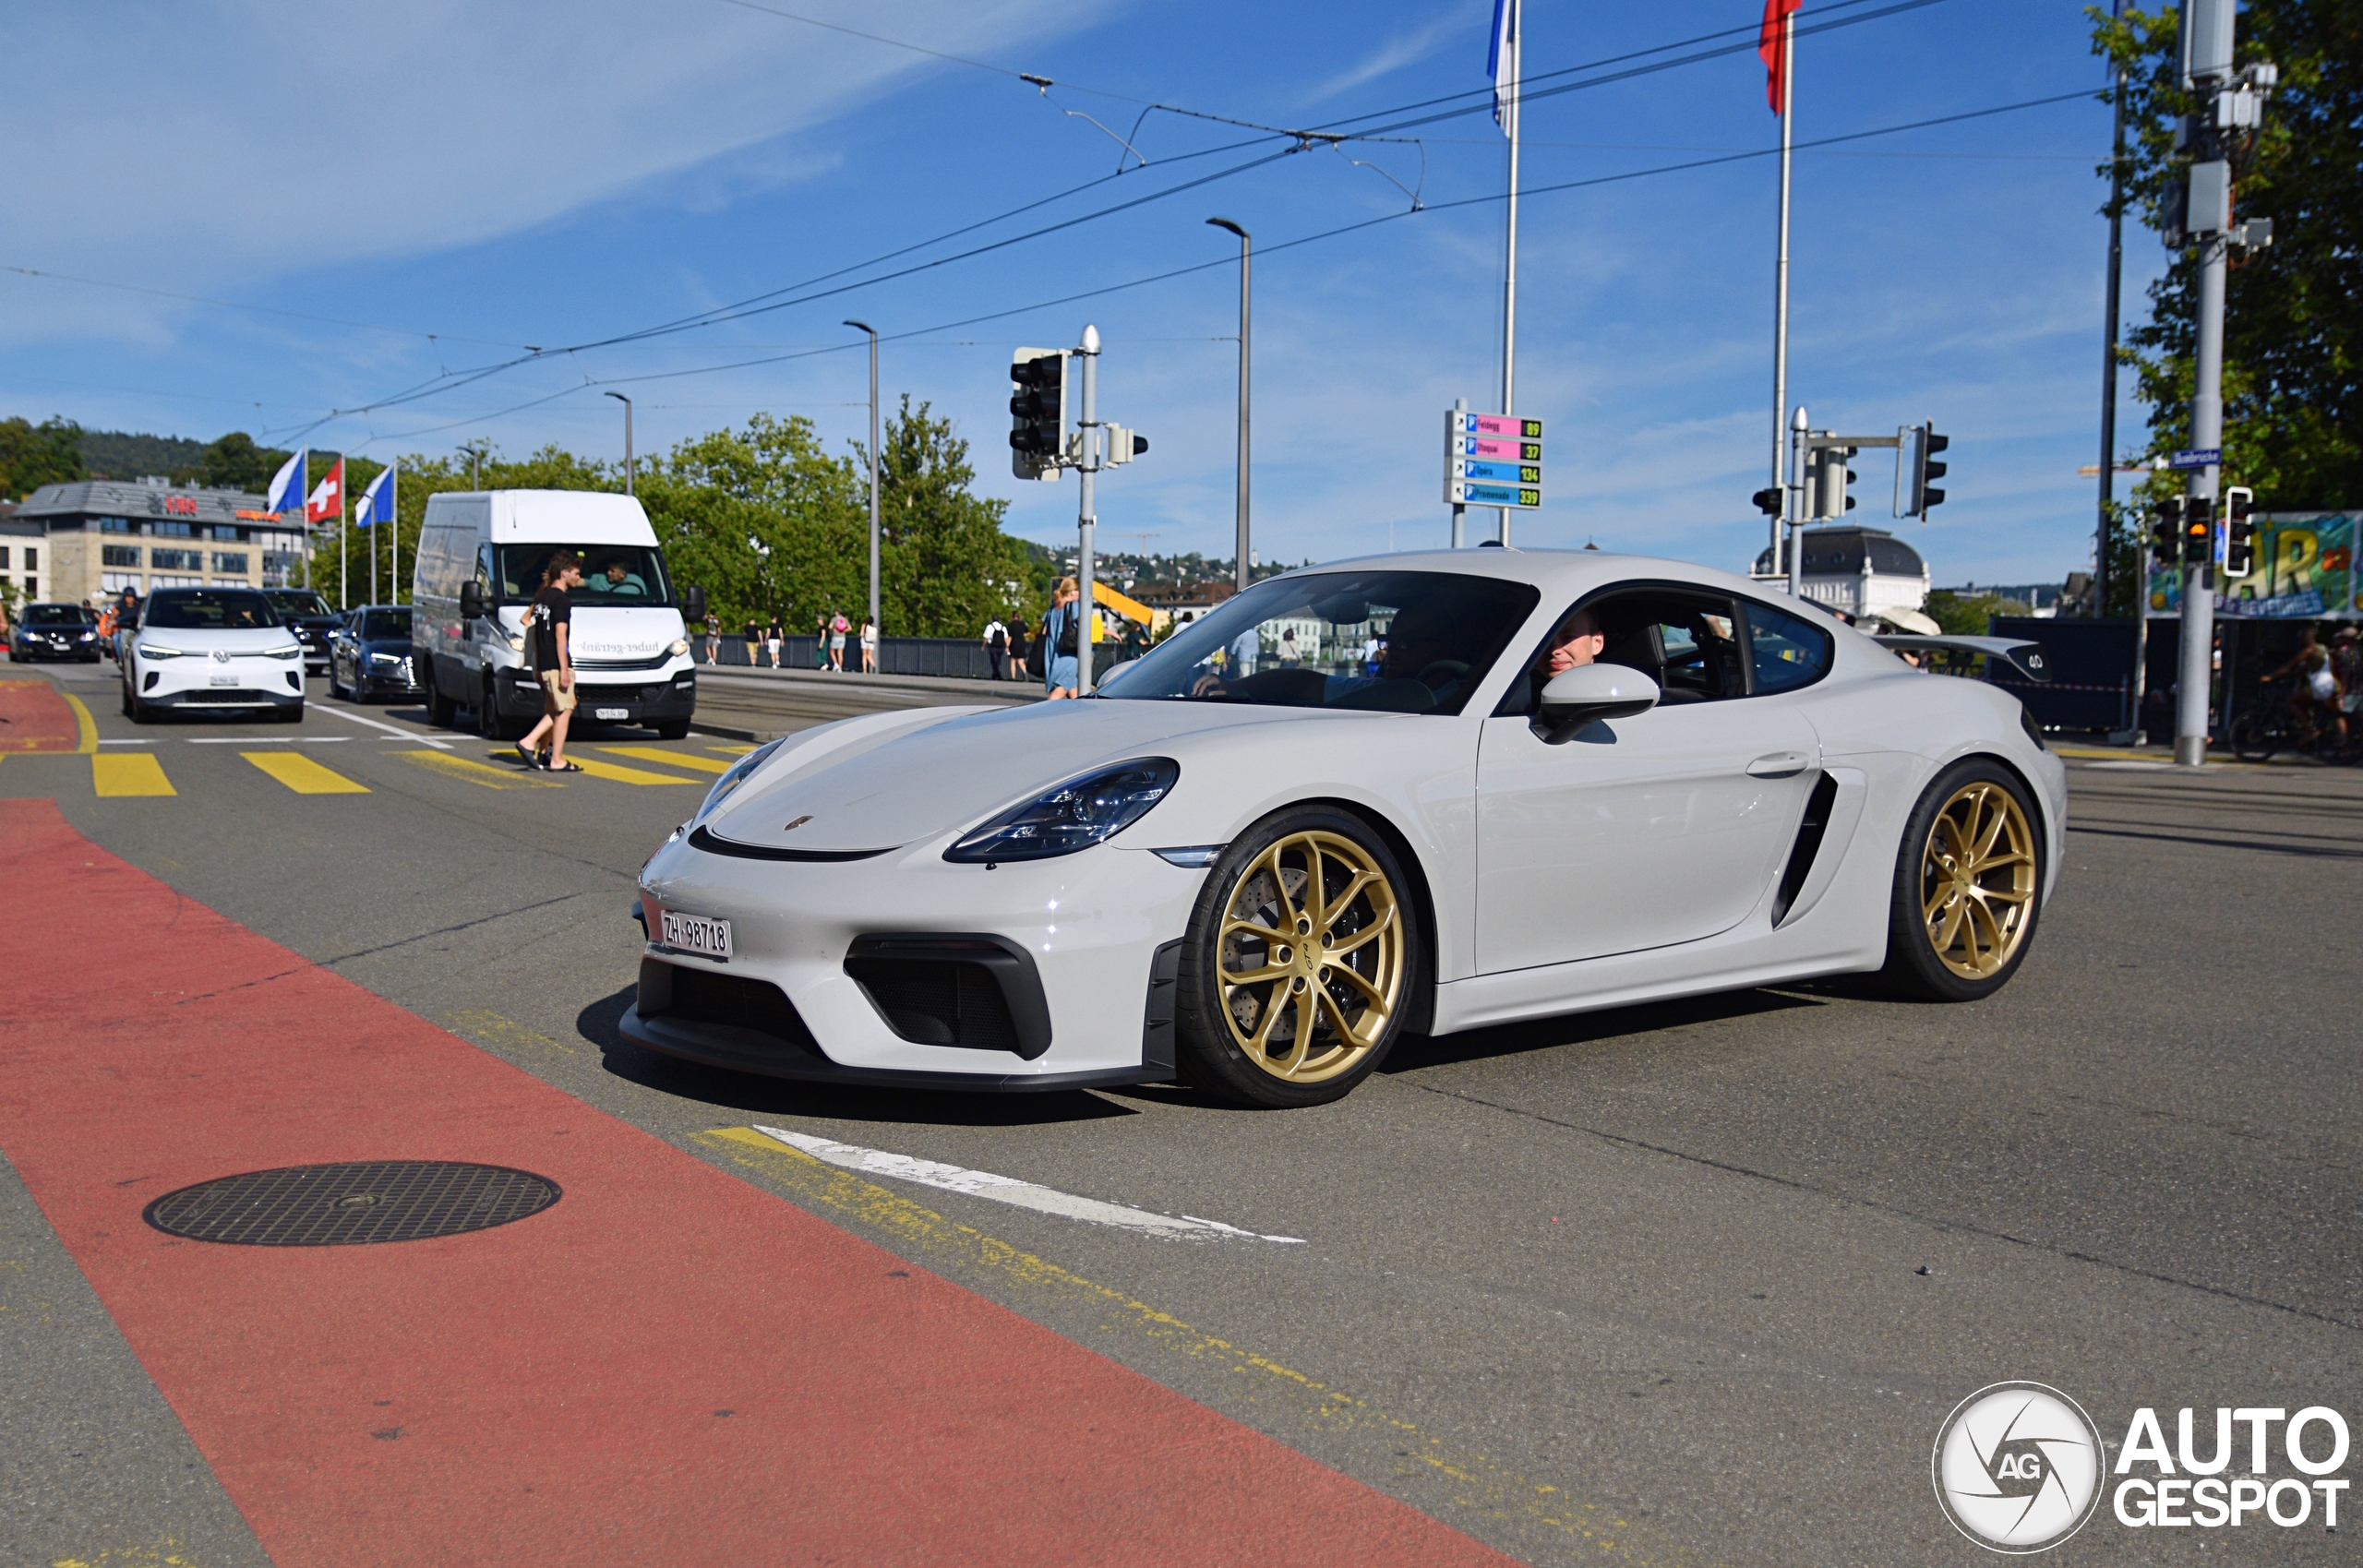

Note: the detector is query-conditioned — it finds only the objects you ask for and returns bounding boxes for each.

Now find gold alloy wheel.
[1216,831,1404,1083]
[1919,782,2036,979]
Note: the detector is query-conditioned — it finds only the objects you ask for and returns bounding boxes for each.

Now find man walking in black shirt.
[517,551,584,771]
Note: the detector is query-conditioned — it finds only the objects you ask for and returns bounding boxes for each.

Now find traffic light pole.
[1075,324,1101,694]
[2176,233,2225,767]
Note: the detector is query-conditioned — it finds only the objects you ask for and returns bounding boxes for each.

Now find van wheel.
[426,677,457,728]
[480,677,528,741]
[654,720,690,740]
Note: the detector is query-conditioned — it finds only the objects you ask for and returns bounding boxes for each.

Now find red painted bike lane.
[0,799,1506,1566]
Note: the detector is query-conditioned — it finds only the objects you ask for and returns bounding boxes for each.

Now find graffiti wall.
[2147,511,2357,618]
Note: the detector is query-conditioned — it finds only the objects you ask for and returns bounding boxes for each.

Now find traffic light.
[1907,425,1949,517]
[2182,495,2216,567]
[1105,425,1149,467]
[2150,497,2184,568]
[2222,486,2256,577]
[1751,486,1783,518]
[1811,447,1857,520]
[1008,348,1067,481]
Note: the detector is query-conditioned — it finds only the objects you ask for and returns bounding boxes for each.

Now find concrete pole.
[2176,233,2226,766]
[1206,221,1251,594]
[1076,324,1101,693]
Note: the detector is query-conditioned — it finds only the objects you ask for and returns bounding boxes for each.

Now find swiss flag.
[306,458,344,525]
[1760,0,1800,114]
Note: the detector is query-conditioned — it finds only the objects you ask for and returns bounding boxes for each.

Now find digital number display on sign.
[1444,411,1542,509]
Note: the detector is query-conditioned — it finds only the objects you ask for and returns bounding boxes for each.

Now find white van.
[412,490,705,740]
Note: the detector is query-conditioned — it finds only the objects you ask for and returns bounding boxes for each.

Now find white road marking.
[311,700,451,748]
[186,736,351,744]
[97,739,153,745]
[752,1126,1305,1244]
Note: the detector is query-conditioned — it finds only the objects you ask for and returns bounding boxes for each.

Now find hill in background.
[76,428,212,481]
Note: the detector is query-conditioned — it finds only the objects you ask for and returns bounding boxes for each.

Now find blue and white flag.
[266,447,307,515]
[1487,0,1517,133]
[355,463,394,530]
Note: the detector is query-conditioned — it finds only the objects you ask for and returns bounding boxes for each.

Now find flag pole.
[369,471,379,608]
[1499,0,1521,547]
[390,461,400,605]
[1770,4,1795,577]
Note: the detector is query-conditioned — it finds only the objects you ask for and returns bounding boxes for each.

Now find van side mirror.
[682,584,707,621]
[1536,664,1660,744]
[459,581,487,619]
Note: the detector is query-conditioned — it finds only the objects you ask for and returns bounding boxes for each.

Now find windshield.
[24,605,89,626]
[144,591,281,630]
[266,590,334,619]
[1098,569,1540,715]
[358,608,414,641]
[495,545,671,605]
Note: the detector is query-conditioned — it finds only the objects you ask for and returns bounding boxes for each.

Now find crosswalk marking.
[396,749,563,789]
[532,753,696,786]
[92,753,175,797]
[600,745,732,774]
[243,751,369,795]
[707,744,759,756]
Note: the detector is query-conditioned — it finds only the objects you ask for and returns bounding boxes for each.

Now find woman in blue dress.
[1043,577,1082,699]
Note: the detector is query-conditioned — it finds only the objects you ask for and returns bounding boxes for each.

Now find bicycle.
[2230,676,2352,762]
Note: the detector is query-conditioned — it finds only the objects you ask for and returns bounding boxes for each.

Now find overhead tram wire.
[366,84,2094,449]
[282,0,1964,441]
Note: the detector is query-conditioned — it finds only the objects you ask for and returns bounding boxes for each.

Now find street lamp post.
[845,320,881,637]
[1206,219,1251,594]
[604,391,634,496]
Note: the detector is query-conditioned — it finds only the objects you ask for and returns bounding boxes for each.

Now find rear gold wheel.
[1176,808,1418,1107]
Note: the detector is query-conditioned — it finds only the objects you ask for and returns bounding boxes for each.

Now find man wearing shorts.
[518,552,583,771]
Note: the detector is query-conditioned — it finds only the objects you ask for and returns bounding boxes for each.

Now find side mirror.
[682,584,708,622]
[1536,664,1660,745]
[459,581,487,619]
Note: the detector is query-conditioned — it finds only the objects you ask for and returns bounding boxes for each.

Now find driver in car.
[1537,607,1603,676]
[600,559,647,596]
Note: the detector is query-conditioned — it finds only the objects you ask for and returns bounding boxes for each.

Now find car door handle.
[1746,751,1811,778]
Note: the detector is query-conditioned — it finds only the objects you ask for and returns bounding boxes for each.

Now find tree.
[0,416,88,499]
[856,396,1034,636]
[2092,1,2363,510]
[173,431,294,493]
[639,414,864,632]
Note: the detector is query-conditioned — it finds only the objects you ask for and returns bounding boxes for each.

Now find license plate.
[660,910,733,961]
[594,706,630,720]
[209,674,238,687]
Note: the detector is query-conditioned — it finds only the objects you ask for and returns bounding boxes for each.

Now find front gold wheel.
[1215,830,1405,1085]
[1918,781,2036,979]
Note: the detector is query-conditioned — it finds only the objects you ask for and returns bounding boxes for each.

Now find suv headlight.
[136,643,185,659]
[692,739,785,826]
[944,759,1178,863]
[265,645,305,661]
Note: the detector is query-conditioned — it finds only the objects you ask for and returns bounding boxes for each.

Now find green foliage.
[2090,0,2363,509]
[0,416,88,499]
[860,396,1035,636]
[76,428,207,482]
[641,413,862,631]
[1924,591,2029,635]
[171,431,294,492]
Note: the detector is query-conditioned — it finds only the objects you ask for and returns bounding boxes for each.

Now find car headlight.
[509,635,526,652]
[77,631,93,641]
[944,758,1178,863]
[136,643,185,659]
[265,645,305,661]
[669,639,690,657]
[692,739,786,826]
[367,652,402,665]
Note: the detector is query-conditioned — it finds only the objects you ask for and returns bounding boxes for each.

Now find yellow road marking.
[695,1126,1668,1562]
[558,754,698,786]
[706,744,759,756]
[64,691,98,755]
[600,745,731,774]
[242,751,369,794]
[395,749,563,789]
[446,1009,575,1058]
[91,753,174,796]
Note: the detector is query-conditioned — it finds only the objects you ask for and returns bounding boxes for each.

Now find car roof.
[1273,547,1839,618]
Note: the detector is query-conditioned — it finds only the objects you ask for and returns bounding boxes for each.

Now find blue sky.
[3,0,2147,588]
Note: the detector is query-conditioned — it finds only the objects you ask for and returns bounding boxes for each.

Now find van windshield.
[496,545,671,605]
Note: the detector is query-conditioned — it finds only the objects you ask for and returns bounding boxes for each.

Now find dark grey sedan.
[327,605,424,702]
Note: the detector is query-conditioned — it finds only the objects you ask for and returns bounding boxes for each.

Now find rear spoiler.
[1871,635,2051,684]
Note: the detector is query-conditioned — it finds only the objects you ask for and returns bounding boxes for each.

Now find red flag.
[1760,0,1801,114]
[305,458,344,525]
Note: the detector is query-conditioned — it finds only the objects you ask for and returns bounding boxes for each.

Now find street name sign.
[2168,448,2222,471]
[1445,412,1542,508]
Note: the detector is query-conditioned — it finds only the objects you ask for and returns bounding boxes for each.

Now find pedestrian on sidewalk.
[859,616,878,674]
[983,616,1009,681]
[741,616,762,666]
[813,613,830,670]
[517,551,584,772]
[702,609,720,664]
[766,612,785,669]
[1043,579,1082,699]
[830,611,849,671]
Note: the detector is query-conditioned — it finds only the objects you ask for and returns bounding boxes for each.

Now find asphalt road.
[5,661,2357,1565]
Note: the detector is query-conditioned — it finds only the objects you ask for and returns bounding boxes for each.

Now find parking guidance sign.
[1445,412,1542,508]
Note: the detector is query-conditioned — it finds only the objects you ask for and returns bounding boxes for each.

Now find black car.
[328,605,425,702]
[264,589,340,676]
[7,603,102,662]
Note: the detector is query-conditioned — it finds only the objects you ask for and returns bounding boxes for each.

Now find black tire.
[480,677,529,741]
[277,701,305,724]
[127,691,156,725]
[2229,712,2281,763]
[1878,758,2045,1002]
[120,682,135,718]
[1172,806,1421,1108]
[426,673,458,728]
[654,719,690,740]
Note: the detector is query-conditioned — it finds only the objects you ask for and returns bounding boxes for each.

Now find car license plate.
[660,910,733,961]
[210,674,238,686]
[594,706,630,720]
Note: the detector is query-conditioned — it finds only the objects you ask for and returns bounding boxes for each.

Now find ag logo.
[1933,1382,2104,1553]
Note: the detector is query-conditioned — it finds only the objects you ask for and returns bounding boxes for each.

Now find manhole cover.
[142,1161,560,1247]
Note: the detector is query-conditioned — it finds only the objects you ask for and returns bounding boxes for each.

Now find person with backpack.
[516,550,584,772]
[1042,578,1082,699]
[982,616,1008,681]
